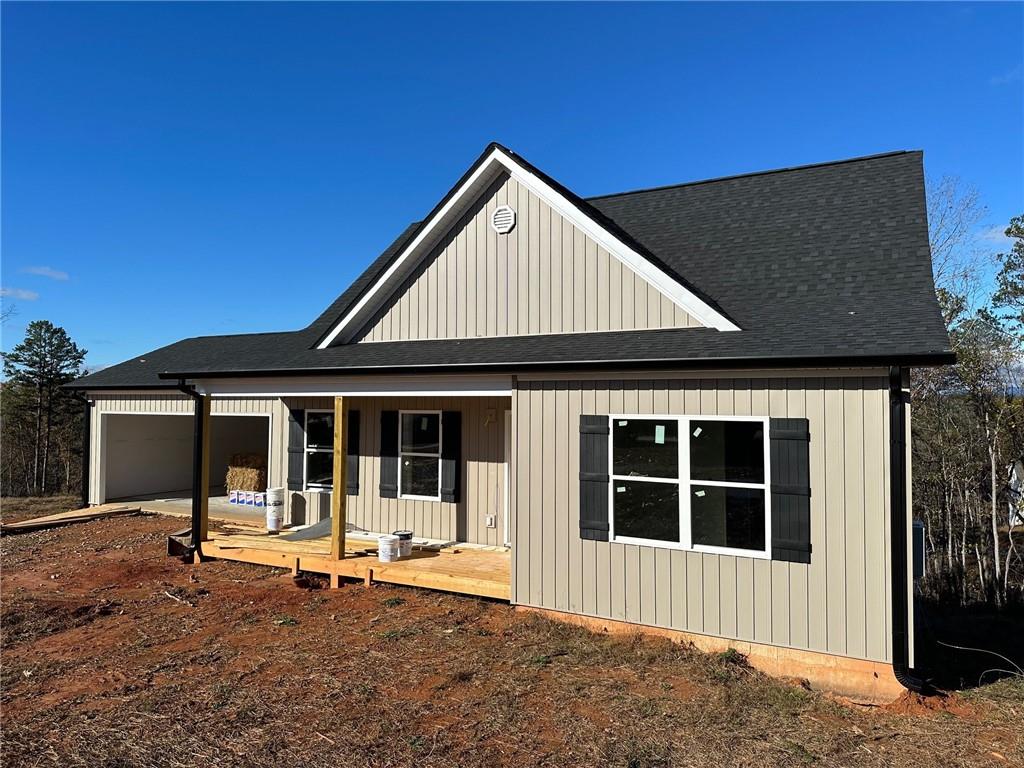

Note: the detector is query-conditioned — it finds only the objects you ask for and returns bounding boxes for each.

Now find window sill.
[611,535,770,560]
[399,494,443,503]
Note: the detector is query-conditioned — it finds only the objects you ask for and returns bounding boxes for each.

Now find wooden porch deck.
[202,528,511,600]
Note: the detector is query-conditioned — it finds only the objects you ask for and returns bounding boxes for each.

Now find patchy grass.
[1,507,1021,767]
[1,495,79,524]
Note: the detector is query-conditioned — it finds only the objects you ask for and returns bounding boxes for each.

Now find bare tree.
[926,176,991,325]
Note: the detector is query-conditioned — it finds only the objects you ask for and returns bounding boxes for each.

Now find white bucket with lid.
[266,487,285,534]
[378,534,400,563]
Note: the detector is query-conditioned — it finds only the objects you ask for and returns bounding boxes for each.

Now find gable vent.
[490,205,517,235]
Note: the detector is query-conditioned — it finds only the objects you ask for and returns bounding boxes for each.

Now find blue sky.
[2,2,1021,371]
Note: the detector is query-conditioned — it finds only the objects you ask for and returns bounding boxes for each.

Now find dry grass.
[1,495,79,524]
[1,504,1022,768]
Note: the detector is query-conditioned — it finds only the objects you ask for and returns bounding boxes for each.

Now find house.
[69,143,954,701]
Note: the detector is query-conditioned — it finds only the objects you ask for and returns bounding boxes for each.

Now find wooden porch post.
[191,393,211,555]
[330,396,348,562]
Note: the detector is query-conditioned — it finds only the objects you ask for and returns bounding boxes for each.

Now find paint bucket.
[378,534,400,563]
[266,505,283,534]
[266,487,285,535]
[393,530,413,558]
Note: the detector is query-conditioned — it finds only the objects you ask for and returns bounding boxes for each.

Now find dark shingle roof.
[71,148,952,389]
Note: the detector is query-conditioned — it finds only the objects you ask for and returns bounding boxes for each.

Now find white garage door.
[104,414,193,500]
[103,414,269,502]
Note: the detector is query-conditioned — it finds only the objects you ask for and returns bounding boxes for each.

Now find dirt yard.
[2,498,1021,767]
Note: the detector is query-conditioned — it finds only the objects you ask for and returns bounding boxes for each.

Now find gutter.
[176,379,206,560]
[157,351,958,381]
[888,366,930,694]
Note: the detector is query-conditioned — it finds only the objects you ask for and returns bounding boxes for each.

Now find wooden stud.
[330,396,348,561]
[329,571,342,589]
[364,567,373,588]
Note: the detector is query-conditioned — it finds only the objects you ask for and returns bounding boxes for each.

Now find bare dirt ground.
[2,497,1022,767]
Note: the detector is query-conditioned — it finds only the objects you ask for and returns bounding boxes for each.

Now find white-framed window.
[304,409,334,491]
[399,410,442,501]
[609,415,771,559]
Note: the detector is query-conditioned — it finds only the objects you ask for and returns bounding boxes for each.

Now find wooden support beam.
[198,394,211,543]
[330,396,348,562]
[190,392,211,551]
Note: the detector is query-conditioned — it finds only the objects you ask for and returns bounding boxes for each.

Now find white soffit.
[316,147,740,348]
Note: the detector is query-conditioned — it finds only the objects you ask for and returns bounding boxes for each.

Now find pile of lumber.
[226,453,266,492]
[1,504,143,535]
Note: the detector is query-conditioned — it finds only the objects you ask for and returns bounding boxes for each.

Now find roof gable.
[353,170,702,343]
[315,144,739,348]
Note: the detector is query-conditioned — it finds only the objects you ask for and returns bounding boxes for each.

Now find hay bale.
[226,453,267,492]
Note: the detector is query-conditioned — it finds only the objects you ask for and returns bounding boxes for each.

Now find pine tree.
[2,321,86,494]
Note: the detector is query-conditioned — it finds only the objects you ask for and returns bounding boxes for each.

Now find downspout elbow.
[176,379,198,400]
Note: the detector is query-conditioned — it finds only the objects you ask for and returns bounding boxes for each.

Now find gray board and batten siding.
[354,172,700,343]
[509,371,897,664]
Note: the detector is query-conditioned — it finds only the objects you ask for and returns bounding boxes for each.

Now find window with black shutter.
[380,410,461,503]
[581,413,810,563]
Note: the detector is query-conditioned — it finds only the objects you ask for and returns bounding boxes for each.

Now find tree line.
[1,320,87,498]
[913,182,1023,608]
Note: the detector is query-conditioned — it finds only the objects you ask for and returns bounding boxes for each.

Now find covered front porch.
[202,526,510,599]
[181,389,512,600]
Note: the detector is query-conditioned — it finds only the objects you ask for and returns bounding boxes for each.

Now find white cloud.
[0,287,40,301]
[980,224,1013,249]
[21,266,69,281]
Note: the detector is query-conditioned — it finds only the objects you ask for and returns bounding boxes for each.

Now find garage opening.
[102,413,270,519]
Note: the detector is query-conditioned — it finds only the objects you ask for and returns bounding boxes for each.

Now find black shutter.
[346,410,360,496]
[440,411,461,503]
[286,407,305,491]
[379,410,398,498]
[769,417,811,563]
[579,415,610,541]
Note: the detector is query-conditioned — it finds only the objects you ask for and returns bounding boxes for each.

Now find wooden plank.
[1,504,143,533]
[331,396,348,561]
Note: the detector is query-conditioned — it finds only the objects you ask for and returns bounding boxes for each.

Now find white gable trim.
[317,148,739,348]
